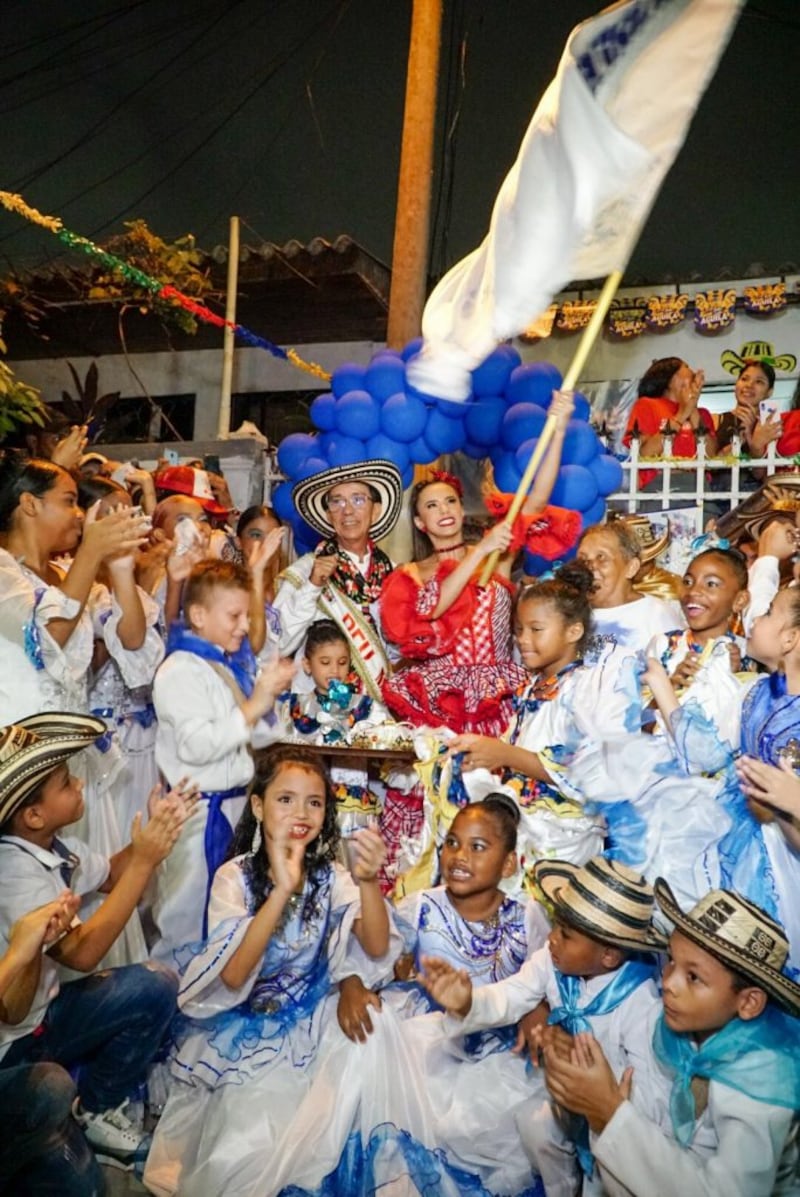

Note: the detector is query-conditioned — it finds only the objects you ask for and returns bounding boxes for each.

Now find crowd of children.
[0,426,798,1196]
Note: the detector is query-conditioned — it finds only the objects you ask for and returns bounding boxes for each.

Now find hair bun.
[482,791,521,828]
[553,560,594,597]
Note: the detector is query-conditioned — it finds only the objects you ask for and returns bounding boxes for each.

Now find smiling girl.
[144,745,394,1196]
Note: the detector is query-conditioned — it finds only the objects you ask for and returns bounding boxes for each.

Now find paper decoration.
[607,296,648,338]
[693,288,737,335]
[742,282,787,315]
[555,299,597,332]
[645,293,689,330]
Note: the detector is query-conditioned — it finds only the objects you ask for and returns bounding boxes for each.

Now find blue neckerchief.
[548,958,658,1034]
[548,958,658,1177]
[200,786,247,937]
[653,1006,800,1147]
[166,621,256,698]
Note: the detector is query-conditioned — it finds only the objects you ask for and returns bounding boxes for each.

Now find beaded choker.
[434,542,467,554]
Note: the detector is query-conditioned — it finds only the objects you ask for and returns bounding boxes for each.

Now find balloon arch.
[274,340,623,572]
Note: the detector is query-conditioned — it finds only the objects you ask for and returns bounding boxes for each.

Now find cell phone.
[164,448,180,466]
[203,453,221,476]
[759,399,780,424]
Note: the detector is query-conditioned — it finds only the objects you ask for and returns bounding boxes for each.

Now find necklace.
[434,542,467,554]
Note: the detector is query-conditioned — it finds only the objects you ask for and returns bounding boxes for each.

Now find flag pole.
[478,269,622,586]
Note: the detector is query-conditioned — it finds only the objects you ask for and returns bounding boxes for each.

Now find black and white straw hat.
[655,878,800,1015]
[535,856,667,953]
[0,712,105,828]
[292,460,404,543]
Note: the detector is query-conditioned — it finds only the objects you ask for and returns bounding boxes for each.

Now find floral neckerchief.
[659,628,736,669]
[289,685,374,743]
[504,661,582,807]
[315,539,393,627]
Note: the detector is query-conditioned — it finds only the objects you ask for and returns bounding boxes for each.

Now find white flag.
[407,0,743,402]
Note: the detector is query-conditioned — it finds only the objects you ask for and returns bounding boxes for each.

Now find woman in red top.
[624,357,717,496]
[379,392,579,737]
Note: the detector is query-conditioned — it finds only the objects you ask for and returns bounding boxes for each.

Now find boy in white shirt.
[0,712,192,1167]
[153,560,293,959]
[544,880,800,1197]
[421,857,667,1197]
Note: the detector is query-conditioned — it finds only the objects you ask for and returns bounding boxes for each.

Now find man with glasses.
[274,461,403,701]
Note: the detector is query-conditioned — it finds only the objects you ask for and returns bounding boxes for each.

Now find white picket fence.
[603,436,797,532]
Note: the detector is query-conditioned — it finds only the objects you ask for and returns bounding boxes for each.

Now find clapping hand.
[348,825,387,883]
[418,955,473,1018]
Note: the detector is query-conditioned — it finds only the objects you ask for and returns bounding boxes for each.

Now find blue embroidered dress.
[144,856,396,1197]
[267,886,550,1197]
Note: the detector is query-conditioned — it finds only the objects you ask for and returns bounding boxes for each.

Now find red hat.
[154,465,230,517]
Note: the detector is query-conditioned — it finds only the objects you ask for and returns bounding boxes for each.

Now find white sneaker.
[73,1098,148,1159]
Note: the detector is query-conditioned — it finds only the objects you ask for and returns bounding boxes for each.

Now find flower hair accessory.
[690,531,730,555]
[428,469,463,498]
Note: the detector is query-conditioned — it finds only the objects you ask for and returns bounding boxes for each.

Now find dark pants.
[1,962,177,1112]
[0,1061,104,1195]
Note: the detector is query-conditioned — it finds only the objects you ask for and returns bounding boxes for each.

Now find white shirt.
[153,651,254,792]
[0,835,109,1055]
[592,594,683,654]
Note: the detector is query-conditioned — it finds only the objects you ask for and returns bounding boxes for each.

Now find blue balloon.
[435,396,466,418]
[365,434,410,472]
[561,419,601,467]
[401,336,424,362]
[471,345,522,397]
[573,391,592,422]
[271,480,296,523]
[310,391,336,432]
[590,453,625,496]
[463,439,487,460]
[580,495,607,531]
[294,455,330,483]
[331,362,367,398]
[334,389,381,439]
[324,434,367,468]
[408,435,438,465]
[465,395,507,447]
[488,443,506,466]
[501,403,547,451]
[277,432,318,477]
[550,464,599,511]
[505,361,562,407]
[523,547,576,577]
[401,463,414,489]
[365,358,406,402]
[493,452,523,493]
[424,409,467,455]
[380,391,429,442]
[515,437,539,473]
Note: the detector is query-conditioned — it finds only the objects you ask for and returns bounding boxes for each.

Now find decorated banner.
[607,296,648,339]
[556,300,597,333]
[0,191,332,384]
[694,288,737,335]
[743,282,787,315]
[645,293,689,331]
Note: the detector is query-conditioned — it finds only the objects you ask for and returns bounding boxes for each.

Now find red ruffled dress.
[380,503,580,738]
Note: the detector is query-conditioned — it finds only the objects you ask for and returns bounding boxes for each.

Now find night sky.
[0,0,798,285]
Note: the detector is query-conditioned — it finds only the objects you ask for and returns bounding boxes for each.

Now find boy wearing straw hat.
[421,857,667,1197]
[0,712,195,1166]
[544,881,800,1197]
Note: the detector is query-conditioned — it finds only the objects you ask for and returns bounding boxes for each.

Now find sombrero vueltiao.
[607,512,670,564]
[534,856,667,953]
[292,460,404,543]
[655,878,800,1015]
[0,712,105,828]
[715,473,800,543]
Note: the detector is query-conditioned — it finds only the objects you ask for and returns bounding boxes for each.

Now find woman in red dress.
[380,392,579,738]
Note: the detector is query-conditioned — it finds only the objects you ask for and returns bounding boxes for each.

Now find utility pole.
[386,0,442,349]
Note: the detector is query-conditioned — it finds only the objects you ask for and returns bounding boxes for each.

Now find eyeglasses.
[326,494,372,512]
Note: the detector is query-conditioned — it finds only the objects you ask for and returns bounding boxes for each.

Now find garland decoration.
[0,190,331,384]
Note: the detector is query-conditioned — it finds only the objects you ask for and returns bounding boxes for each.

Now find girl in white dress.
[144,744,396,1197]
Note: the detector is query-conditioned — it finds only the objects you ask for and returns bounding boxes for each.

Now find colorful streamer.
[0,190,332,384]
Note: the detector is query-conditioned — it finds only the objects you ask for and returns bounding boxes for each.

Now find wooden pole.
[478,270,623,585]
[386,0,442,349]
[217,214,240,438]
